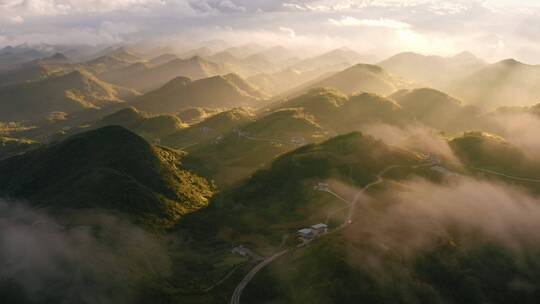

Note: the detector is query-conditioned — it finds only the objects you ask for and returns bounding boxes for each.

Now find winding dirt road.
[230,249,289,304]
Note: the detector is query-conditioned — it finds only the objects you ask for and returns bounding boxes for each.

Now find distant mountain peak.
[188,55,206,62]
[497,58,524,66]
[453,51,477,60]
[350,63,384,73]
[162,76,193,88]
[47,52,69,62]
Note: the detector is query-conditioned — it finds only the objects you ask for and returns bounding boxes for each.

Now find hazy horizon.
[2,0,540,64]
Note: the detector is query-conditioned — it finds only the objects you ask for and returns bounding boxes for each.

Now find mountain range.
[0,69,138,122]
[4,42,540,304]
[132,73,268,114]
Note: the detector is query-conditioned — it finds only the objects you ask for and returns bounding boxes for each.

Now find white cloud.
[0,0,171,16]
[279,26,296,38]
[0,0,540,63]
[189,0,247,13]
[329,16,411,29]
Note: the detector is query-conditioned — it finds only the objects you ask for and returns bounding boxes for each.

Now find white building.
[232,245,252,257]
[297,228,314,239]
[297,223,329,241]
[311,223,328,236]
[314,182,330,191]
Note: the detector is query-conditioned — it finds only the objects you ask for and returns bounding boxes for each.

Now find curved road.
[230,249,289,304]
[471,167,540,183]
[346,163,434,225]
[230,162,435,304]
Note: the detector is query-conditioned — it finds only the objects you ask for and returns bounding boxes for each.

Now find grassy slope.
[0,69,139,121]
[182,108,328,187]
[448,59,540,109]
[163,107,255,149]
[245,229,540,304]
[132,74,265,114]
[272,88,408,132]
[181,132,419,248]
[0,136,39,160]
[102,56,228,92]
[0,126,214,227]
[390,88,481,132]
[450,131,540,179]
[283,64,411,99]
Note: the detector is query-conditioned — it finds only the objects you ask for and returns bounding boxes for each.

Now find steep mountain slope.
[83,48,143,74]
[182,108,329,187]
[0,70,139,121]
[0,136,39,160]
[176,107,221,125]
[0,45,51,71]
[36,107,187,143]
[182,131,419,244]
[390,88,480,131]
[379,51,486,89]
[448,59,540,109]
[0,55,74,88]
[132,74,267,114]
[163,107,255,149]
[273,88,408,133]
[102,107,185,139]
[101,56,228,92]
[285,64,410,98]
[450,131,540,178]
[0,126,213,225]
[244,212,540,304]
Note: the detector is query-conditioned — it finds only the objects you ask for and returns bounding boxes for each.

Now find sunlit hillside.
[2,1,540,303]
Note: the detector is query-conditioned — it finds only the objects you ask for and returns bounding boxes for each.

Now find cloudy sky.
[1,0,540,62]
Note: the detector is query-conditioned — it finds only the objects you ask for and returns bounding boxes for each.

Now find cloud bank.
[0,201,170,304]
[1,1,540,62]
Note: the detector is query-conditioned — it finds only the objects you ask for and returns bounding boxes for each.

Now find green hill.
[285,64,410,98]
[83,49,141,74]
[273,88,407,133]
[132,74,267,114]
[0,136,39,160]
[162,107,255,149]
[102,56,228,92]
[98,107,186,140]
[0,57,73,87]
[390,88,480,131]
[39,107,186,144]
[176,107,220,125]
[0,69,139,122]
[0,126,214,226]
[450,131,540,179]
[180,109,335,187]
[243,218,540,304]
[182,131,419,246]
[448,59,540,109]
[379,51,485,89]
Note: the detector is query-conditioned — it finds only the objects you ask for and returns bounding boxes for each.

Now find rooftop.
[311,223,328,230]
[298,228,313,234]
